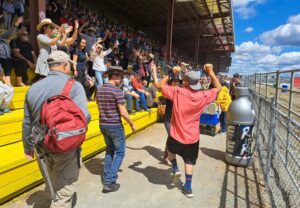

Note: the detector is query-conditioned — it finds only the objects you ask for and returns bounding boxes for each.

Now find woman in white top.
[90,40,117,88]
[35,18,73,80]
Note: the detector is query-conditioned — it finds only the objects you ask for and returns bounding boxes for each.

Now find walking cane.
[35,146,57,202]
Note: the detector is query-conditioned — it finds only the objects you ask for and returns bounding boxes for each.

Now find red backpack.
[40,79,88,153]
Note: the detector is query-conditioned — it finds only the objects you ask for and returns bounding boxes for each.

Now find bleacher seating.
[0,83,158,203]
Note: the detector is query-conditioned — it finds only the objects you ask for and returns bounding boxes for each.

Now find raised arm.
[1,17,23,39]
[78,21,89,35]
[204,64,222,93]
[66,21,78,46]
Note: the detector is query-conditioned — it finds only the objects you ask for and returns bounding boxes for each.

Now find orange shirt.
[162,86,217,144]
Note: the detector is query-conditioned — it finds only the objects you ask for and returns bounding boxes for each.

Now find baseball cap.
[47,51,76,65]
[184,70,202,91]
[233,73,240,78]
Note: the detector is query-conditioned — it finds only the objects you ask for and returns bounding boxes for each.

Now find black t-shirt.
[10,38,34,62]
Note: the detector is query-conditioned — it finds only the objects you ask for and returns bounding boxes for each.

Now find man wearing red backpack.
[22,50,91,208]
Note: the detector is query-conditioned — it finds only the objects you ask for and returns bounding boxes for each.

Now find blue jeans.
[220,112,227,133]
[100,125,126,185]
[136,91,148,110]
[124,93,139,111]
[95,71,108,88]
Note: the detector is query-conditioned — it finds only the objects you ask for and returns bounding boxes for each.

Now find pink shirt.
[162,86,217,144]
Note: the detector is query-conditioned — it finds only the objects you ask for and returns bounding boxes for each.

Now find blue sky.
[230,0,300,74]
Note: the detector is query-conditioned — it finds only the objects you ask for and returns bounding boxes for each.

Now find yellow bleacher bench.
[0,84,159,204]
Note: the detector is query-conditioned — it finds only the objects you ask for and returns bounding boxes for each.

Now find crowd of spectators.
[0,0,237,117]
[0,0,184,115]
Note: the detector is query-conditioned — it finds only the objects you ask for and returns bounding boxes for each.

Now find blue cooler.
[200,114,219,125]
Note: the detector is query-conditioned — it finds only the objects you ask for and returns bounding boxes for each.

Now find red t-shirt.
[132,77,143,91]
[162,86,217,144]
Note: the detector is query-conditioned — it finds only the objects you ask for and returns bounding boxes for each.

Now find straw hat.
[149,53,154,59]
[37,18,58,32]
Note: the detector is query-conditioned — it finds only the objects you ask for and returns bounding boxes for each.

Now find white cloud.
[245,27,254,33]
[232,0,266,19]
[288,14,300,24]
[260,13,300,46]
[229,41,300,75]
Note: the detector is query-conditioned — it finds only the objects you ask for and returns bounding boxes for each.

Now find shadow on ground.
[128,161,183,190]
[26,189,51,208]
[200,147,225,162]
[26,189,78,208]
[127,145,171,166]
[84,158,105,176]
[219,163,266,208]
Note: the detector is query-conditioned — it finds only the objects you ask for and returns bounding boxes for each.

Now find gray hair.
[48,62,65,69]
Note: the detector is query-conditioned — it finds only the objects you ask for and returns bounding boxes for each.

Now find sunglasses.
[22,33,29,36]
[48,25,55,30]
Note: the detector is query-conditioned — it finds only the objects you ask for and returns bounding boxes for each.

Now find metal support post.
[166,0,174,63]
[29,0,46,54]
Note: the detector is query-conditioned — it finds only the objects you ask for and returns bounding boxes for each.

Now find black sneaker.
[181,187,194,198]
[102,183,120,193]
[129,110,136,115]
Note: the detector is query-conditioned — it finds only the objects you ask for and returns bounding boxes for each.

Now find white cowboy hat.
[36,18,58,32]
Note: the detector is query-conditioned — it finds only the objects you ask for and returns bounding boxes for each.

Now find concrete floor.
[4,123,270,208]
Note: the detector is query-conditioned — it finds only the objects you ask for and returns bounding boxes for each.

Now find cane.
[35,146,57,202]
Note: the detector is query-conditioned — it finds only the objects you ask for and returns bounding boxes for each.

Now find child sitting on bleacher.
[0,64,14,115]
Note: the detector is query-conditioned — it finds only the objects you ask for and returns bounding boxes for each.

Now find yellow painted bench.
[0,84,159,204]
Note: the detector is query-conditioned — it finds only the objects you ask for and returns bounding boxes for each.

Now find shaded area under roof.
[83,0,235,72]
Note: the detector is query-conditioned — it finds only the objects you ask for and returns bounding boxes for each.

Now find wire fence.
[245,73,300,208]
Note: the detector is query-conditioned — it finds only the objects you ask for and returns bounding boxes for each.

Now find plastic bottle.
[225,87,255,166]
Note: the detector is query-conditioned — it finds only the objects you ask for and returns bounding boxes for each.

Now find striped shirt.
[97,83,125,127]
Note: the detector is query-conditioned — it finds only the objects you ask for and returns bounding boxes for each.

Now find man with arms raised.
[153,64,222,198]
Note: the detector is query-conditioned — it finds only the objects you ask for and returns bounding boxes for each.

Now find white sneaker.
[173,170,181,183]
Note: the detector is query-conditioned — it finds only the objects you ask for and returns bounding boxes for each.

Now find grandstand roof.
[83,0,235,72]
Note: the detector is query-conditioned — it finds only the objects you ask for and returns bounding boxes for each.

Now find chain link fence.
[245,75,300,208]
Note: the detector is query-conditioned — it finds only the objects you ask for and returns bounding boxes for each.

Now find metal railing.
[244,69,300,123]
[245,70,300,208]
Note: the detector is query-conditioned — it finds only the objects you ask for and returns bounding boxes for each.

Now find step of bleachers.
[0,84,159,204]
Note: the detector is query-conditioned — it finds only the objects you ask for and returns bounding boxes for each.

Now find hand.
[88,80,95,87]
[113,43,118,49]
[58,26,65,34]
[145,92,150,97]
[25,151,34,160]
[172,66,181,75]
[65,26,73,34]
[75,20,79,29]
[27,61,35,69]
[131,123,137,132]
[204,63,214,75]
[15,16,24,26]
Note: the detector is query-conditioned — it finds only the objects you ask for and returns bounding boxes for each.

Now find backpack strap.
[61,79,75,96]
